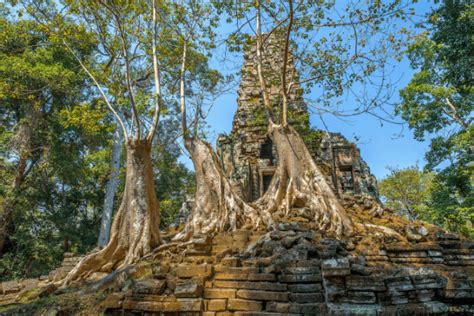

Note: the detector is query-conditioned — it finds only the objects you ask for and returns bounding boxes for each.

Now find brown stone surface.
[214,266,260,274]
[227,298,262,311]
[208,299,227,311]
[122,298,203,312]
[175,280,203,298]
[100,293,124,309]
[214,281,287,291]
[176,264,212,278]
[1,226,473,315]
[236,289,288,301]
[204,288,237,299]
[132,279,166,295]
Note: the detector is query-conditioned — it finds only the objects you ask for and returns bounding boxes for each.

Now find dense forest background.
[0,0,472,281]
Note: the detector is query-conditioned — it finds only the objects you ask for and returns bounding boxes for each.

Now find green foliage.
[426,164,473,238]
[379,165,473,238]
[249,106,268,127]
[398,1,472,139]
[379,166,434,221]
[394,1,473,238]
[0,12,108,280]
[154,149,195,229]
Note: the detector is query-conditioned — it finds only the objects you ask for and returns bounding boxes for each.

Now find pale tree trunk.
[173,138,272,241]
[62,139,161,284]
[97,126,123,247]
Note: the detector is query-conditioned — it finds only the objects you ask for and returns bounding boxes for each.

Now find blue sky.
[179,2,436,180]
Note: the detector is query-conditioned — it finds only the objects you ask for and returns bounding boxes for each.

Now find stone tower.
[217,35,379,202]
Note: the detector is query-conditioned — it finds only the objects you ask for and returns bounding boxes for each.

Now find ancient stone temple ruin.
[216,36,378,203]
[0,37,472,316]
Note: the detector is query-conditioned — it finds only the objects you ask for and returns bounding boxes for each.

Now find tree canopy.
[394,0,473,237]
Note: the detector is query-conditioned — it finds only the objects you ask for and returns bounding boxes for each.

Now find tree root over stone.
[254,124,353,237]
[174,138,273,241]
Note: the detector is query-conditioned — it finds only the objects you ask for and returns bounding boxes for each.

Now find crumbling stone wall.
[315,133,379,199]
[0,220,472,314]
[95,224,473,315]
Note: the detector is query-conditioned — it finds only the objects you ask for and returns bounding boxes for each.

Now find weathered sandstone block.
[227,298,262,311]
[236,289,288,301]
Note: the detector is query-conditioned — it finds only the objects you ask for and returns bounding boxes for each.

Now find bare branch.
[280,0,294,127]
[180,41,189,140]
[62,40,128,141]
[444,98,470,130]
[255,0,275,123]
[147,0,163,143]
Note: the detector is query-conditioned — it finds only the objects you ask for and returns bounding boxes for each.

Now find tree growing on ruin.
[188,0,418,238]
[163,1,272,241]
[249,0,353,236]
[19,0,219,283]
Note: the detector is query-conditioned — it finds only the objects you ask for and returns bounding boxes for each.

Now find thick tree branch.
[280,0,294,127]
[147,0,162,143]
[110,8,141,140]
[180,41,189,141]
[255,0,275,124]
[444,98,470,130]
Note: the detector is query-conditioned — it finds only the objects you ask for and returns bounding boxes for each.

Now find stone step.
[289,292,325,303]
[215,273,276,282]
[121,298,203,312]
[236,289,288,302]
[278,274,322,283]
[266,301,326,314]
[185,249,211,257]
[227,298,262,311]
[213,281,287,292]
[236,312,300,316]
[176,264,213,278]
[214,266,260,274]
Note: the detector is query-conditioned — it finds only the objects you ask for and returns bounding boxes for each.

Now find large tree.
[397,0,473,237]
[17,0,215,283]
[379,166,434,221]
[177,0,416,238]
[176,0,416,240]
[0,12,96,254]
[155,0,267,241]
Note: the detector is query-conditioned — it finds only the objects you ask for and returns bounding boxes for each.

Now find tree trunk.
[97,126,123,247]
[173,138,272,241]
[255,124,353,236]
[0,108,40,254]
[0,153,28,254]
[62,139,161,284]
